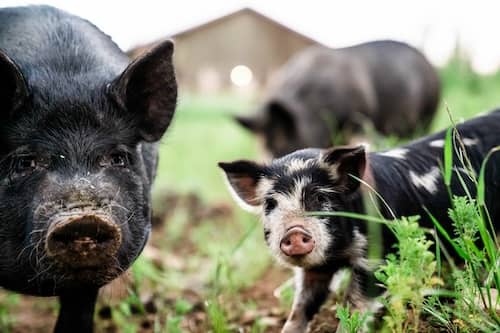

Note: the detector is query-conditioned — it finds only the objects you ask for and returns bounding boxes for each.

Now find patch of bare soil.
[10,295,56,333]
[237,267,291,332]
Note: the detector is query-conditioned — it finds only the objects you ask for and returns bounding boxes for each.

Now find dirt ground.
[1,192,450,333]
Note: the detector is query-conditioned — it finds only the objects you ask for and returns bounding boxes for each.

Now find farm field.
[1,59,499,332]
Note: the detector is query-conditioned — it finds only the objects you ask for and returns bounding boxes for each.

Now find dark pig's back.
[342,40,440,135]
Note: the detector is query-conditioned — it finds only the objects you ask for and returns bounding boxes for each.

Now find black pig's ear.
[218,160,266,212]
[268,101,295,132]
[234,114,265,133]
[321,145,366,193]
[0,50,28,116]
[110,40,177,142]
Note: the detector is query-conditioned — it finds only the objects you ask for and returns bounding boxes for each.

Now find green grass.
[375,216,440,333]
[0,293,19,333]
[433,56,500,131]
[337,305,371,333]
[423,129,500,332]
[153,93,259,203]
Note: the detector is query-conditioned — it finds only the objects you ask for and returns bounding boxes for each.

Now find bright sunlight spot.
[230,65,253,87]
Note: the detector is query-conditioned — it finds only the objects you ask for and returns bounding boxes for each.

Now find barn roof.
[171,7,323,45]
[128,7,323,55]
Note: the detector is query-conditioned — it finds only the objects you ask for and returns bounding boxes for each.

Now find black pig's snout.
[45,212,121,268]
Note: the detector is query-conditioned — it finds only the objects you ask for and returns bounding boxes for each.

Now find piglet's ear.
[110,40,177,142]
[321,145,366,193]
[0,50,28,117]
[218,160,265,213]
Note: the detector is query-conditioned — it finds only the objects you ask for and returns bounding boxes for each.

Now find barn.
[128,8,323,94]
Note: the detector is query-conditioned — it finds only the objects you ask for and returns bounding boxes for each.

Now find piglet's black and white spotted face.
[219,146,366,269]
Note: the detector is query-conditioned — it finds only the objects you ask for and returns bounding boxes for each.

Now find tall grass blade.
[444,127,453,188]
[477,147,500,244]
[306,211,389,225]
[350,174,396,219]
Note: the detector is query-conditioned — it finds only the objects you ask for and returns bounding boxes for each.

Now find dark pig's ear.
[321,145,366,193]
[234,114,265,133]
[268,101,297,140]
[218,160,266,212]
[268,101,295,130]
[0,50,28,116]
[110,40,177,142]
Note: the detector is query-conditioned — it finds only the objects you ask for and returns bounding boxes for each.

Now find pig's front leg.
[282,268,335,333]
[54,288,99,333]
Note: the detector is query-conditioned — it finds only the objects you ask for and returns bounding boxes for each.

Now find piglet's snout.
[45,211,121,268]
[280,226,315,257]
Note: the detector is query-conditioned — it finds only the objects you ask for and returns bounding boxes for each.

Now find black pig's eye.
[99,152,129,168]
[11,155,50,178]
[13,155,37,174]
[110,153,127,167]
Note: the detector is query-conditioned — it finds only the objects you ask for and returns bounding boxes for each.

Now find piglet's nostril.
[280,227,315,257]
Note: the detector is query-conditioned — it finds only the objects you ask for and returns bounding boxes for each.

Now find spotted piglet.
[219,110,500,332]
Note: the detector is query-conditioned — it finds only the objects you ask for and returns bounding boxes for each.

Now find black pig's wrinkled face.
[219,146,366,269]
[0,41,176,294]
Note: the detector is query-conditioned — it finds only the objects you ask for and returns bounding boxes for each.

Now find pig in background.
[0,5,176,333]
[236,40,441,157]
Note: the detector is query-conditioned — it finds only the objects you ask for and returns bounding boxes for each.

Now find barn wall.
[171,11,317,92]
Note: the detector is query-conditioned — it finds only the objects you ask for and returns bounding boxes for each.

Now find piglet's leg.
[282,269,335,333]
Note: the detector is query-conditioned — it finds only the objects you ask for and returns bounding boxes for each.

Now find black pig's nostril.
[51,221,115,244]
[46,214,121,267]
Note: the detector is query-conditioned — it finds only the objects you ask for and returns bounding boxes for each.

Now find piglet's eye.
[264,198,277,214]
[313,193,329,206]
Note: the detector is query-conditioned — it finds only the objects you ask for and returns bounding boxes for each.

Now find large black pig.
[236,40,440,157]
[0,5,176,333]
